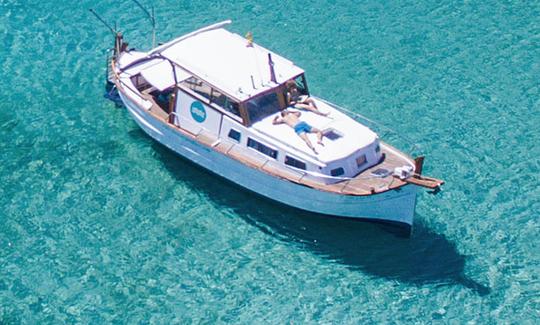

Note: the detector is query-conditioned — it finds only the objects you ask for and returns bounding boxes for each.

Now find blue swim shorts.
[294,121,312,134]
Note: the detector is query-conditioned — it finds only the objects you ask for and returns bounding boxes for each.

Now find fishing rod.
[129,0,156,48]
[89,8,117,36]
[89,8,127,58]
[89,7,125,103]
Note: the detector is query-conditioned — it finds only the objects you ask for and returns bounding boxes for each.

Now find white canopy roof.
[117,21,304,101]
[140,60,191,91]
[156,22,305,101]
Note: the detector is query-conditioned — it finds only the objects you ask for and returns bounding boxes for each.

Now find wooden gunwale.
[112,60,412,196]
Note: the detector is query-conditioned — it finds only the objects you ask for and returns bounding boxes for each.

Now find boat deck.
[139,102,410,196]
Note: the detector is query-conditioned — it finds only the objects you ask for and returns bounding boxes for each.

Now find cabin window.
[182,77,241,117]
[181,77,212,101]
[211,89,240,116]
[375,144,381,153]
[247,138,278,159]
[228,129,241,142]
[246,92,280,123]
[285,156,306,170]
[356,154,367,167]
[331,167,344,177]
[130,74,152,91]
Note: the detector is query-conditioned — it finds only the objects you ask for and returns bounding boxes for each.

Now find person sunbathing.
[273,110,323,154]
[286,80,329,116]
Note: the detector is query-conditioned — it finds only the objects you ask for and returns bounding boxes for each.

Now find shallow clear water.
[1,0,539,323]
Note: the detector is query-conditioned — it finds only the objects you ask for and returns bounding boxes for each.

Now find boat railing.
[110,60,154,107]
[315,97,423,158]
[167,111,182,124]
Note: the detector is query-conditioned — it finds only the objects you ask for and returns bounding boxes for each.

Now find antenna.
[130,0,157,48]
[89,9,117,35]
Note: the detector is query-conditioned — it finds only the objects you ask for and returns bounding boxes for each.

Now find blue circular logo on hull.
[190,101,206,123]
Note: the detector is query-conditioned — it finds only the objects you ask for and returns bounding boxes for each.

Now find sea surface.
[1,0,539,323]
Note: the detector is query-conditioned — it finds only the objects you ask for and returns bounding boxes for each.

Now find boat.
[104,20,444,232]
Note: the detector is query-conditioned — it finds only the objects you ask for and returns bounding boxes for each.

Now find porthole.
[228,129,241,142]
[331,167,345,176]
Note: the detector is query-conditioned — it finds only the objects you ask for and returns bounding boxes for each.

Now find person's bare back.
[279,110,301,127]
[273,110,324,154]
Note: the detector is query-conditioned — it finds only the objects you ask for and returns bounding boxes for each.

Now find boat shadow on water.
[135,130,490,296]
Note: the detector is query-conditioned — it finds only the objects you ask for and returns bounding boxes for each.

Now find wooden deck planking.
[227,145,268,169]
[141,92,169,120]
[196,130,219,146]
[214,141,234,154]
[262,160,305,183]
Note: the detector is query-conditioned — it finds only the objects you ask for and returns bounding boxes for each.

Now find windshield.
[246,92,280,123]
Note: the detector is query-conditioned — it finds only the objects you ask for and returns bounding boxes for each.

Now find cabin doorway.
[130,74,175,118]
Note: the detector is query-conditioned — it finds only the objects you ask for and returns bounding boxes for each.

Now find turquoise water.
[1,0,539,323]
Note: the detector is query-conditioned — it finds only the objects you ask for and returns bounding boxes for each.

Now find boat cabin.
[115,22,383,184]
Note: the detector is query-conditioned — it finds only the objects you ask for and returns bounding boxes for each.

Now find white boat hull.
[120,94,418,228]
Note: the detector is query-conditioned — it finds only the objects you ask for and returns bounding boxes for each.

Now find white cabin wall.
[172,91,330,183]
[220,116,324,176]
[171,88,383,185]
[174,90,223,135]
[220,116,246,146]
[321,140,382,182]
